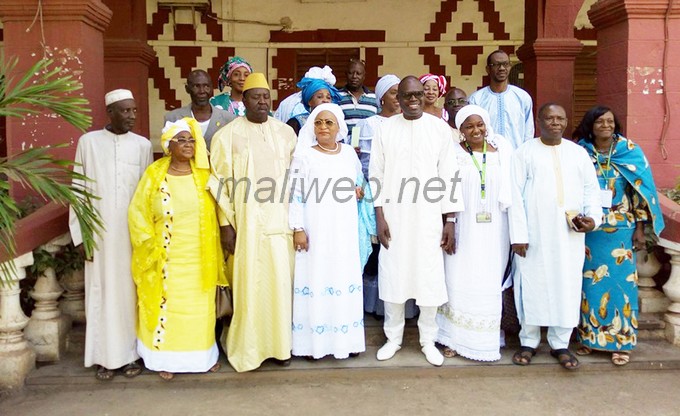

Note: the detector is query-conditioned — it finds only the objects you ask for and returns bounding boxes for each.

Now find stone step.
[26,339,680,389]
[638,312,667,341]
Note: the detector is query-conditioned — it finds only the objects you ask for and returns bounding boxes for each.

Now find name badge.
[476,211,492,223]
[600,189,613,208]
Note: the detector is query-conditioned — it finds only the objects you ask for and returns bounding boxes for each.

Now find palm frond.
[1,53,101,283]
[0,146,104,257]
[0,53,92,131]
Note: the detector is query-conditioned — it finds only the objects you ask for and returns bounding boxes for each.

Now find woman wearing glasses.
[128,118,227,380]
[572,106,665,366]
[435,105,513,362]
[289,103,373,359]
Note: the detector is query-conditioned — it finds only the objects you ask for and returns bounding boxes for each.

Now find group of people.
[69,50,665,381]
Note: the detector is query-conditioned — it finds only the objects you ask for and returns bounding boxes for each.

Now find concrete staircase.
[18,312,679,389]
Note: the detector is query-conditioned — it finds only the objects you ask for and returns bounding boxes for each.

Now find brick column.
[102,0,155,139]
[589,0,680,189]
[517,0,585,132]
[0,1,112,165]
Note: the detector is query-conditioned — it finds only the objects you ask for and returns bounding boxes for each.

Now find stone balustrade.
[24,234,74,362]
[0,252,36,391]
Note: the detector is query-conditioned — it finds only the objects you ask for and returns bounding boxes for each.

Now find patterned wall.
[145,0,528,143]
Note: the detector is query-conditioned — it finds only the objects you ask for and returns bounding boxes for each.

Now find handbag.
[215,286,233,319]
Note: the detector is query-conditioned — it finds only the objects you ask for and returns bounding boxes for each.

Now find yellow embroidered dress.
[129,157,226,373]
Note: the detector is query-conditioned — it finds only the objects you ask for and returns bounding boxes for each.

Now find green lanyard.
[464,140,487,200]
[596,140,615,189]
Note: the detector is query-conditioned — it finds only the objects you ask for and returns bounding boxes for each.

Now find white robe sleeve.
[210,128,236,227]
[581,150,603,229]
[438,132,464,214]
[509,148,529,244]
[140,141,153,174]
[288,152,307,230]
[69,138,86,247]
[523,97,535,143]
[368,123,385,208]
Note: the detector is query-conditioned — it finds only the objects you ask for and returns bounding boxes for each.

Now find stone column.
[660,238,680,345]
[103,0,156,139]
[517,0,585,130]
[588,0,680,189]
[0,252,36,391]
[24,234,73,362]
[59,268,86,323]
[0,0,113,200]
[637,248,669,313]
[517,38,583,131]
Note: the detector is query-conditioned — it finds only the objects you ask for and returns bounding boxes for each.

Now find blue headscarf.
[579,134,665,236]
[297,77,339,112]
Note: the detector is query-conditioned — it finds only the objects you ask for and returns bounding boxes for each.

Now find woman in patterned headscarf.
[210,56,253,116]
[128,118,227,380]
[419,73,448,120]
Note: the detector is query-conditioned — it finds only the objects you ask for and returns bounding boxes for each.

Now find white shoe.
[376,341,401,361]
[422,344,444,367]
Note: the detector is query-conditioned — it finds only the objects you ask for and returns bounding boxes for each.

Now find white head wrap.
[105,89,134,106]
[304,65,337,86]
[375,74,400,102]
[455,104,495,136]
[297,103,348,150]
[455,104,508,148]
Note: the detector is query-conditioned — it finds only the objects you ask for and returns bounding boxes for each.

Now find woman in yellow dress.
[128,118,227,380]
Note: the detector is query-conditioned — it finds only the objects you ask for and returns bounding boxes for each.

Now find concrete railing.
[0,203,77,391]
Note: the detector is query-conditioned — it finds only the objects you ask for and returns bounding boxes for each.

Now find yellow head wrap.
[243,72,270,92]
[160,118,209,169]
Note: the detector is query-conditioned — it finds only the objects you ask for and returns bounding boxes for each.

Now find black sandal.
[512,346,536,366]
[122,361,143,378]
[550,348,580,370]
[95,365,115,381]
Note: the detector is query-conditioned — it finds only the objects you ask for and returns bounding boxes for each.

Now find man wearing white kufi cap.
[69,89,153,380]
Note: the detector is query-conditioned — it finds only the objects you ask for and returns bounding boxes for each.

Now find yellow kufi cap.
[243,73,270,92]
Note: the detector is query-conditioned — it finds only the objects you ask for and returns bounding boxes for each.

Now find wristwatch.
[446,217,457,223]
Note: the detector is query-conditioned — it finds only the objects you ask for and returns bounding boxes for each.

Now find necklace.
[170,164,192,173]
[317,141,339,153]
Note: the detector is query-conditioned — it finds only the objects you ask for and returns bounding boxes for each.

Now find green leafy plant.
[28,248,58,277]
[666,176,680,204]
[54,242,84,277]
[0,53,103,282]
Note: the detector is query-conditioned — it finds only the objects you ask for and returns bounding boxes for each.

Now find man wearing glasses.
[369,76,464,367]
[443,87,468,142]
[468,50,534,149]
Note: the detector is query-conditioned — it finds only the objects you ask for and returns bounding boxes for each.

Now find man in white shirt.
[69,89,153,380]
[369,76,464,366]
[508,103,602,370]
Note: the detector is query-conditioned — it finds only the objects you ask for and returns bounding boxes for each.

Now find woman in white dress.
[435,105,513,361]
[290,103,367,359]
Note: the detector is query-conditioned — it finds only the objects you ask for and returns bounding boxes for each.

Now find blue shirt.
[468,84,534,149]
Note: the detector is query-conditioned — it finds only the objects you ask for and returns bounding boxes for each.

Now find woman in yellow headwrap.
[128,117,227,380]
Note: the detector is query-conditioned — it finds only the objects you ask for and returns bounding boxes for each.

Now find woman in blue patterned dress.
[572,106,664,366]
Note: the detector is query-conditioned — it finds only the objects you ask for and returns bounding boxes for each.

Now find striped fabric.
[336,87,379,144]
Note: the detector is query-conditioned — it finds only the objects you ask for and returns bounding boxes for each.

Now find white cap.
[105,89,134,106]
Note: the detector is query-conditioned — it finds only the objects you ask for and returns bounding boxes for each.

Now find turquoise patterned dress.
[577,135,664,352]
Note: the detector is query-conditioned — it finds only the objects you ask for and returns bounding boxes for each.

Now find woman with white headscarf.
[434,105,513,362]
[289,103,371,359]
[128,118,227,380]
